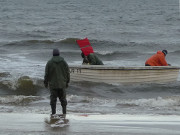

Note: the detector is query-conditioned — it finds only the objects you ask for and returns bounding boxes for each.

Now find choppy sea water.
[0,0,180,126]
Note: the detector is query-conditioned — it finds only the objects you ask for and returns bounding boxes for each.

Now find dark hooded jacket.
[44,56,70,89]
[87,53,103,65]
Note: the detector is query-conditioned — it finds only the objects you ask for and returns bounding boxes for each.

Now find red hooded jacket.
[145,51,168,66]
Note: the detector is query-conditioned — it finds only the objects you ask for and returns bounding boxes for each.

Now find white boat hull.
[69,65,180,84]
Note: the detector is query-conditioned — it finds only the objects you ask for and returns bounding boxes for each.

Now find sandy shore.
[1,113,180,135]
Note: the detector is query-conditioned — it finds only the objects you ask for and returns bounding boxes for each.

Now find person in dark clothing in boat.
[81,52,104,65]
[145,50,171,66]
[81,52,89,65]
[44,48,70,117]
[87,53,104,65]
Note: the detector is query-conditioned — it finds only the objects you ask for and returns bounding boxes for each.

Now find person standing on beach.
[145,50,170,66]
[44,48,70,116]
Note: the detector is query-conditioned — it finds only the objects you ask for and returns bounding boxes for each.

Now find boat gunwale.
[69,65,180,70]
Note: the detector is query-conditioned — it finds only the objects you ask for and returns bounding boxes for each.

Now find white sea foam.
[124,96,180,107]
[67,95,180,108]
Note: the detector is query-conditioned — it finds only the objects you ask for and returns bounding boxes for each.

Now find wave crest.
[0,95,42,105]
[0,75,44,95]
[16,76,35,90]
[59,38,79,44]
[0,72,11,77]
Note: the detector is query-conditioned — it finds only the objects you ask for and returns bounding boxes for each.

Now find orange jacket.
[145,51,168,66]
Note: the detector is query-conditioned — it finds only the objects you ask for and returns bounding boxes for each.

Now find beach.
[1,113,180,135]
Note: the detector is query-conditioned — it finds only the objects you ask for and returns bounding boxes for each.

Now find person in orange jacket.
[145,50,170,66]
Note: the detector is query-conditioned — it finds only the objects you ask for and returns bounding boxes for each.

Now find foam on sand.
[0,113,180,135]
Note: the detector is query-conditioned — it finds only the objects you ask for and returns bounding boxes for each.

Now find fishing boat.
[69,65,180,84]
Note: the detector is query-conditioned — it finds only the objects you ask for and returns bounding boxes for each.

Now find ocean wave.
[3,39,55,47]
[59,38,80,44]
[68,95,180,110]
[2,38,80,47]
[1,38,145,58]
[166,16,180,22]
[2,38,80,50]
[96,51,140,58]
[0,72,10,78]
[172,50,180,55]
[2,38,179,51]
[0,49,8,54]
[0,75,43,95]
[15,76,41,92]
[0,38,139,48]
[116,96,180,108]
[0,95,43,105]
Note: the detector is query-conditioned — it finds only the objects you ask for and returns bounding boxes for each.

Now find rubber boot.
[61,106,66,118]
[51,105,56,115]
[62,106,66,114]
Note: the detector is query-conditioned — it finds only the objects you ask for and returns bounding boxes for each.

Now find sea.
[0,0,180,134]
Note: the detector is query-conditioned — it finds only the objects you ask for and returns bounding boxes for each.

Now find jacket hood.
[157,51,164,55]
[51,56,64,63]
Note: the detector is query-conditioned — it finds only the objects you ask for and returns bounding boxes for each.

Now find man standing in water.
[44,49,70,116]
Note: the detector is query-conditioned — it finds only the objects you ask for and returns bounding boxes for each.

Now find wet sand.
[1,113,180,135]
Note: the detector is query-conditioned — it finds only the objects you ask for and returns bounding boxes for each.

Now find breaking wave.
[116,96,180,107]
[66,94,180,114]
[2,38,180,58]
[2,38,177,48]
[0,95,43,105]
[68,95,180,108]
[172,50,180,56]
[59,38,80,44]
[0,75,44,95]
[0,72,11,78]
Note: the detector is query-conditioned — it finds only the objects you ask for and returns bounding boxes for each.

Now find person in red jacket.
[145,50,170,66]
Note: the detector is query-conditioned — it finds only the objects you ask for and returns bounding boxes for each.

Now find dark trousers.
[50,88,67,114]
